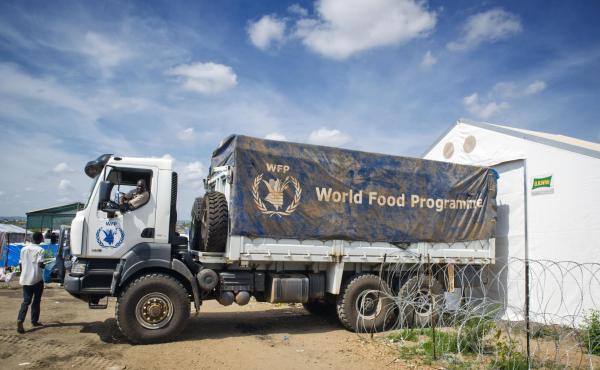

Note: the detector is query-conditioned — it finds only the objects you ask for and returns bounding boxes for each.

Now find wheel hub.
[356,290,382,320]
[135,292,174,329]
[415,290,432,315]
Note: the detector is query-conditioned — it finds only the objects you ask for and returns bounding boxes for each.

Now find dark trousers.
[18,280,44,323]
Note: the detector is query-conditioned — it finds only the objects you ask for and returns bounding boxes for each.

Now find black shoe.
[17,321,25,334]
[31,322,43,327]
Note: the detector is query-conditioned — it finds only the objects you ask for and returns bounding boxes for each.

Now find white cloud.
[177,127,196,141]
[421,50,437,68]
[492,81,517,99]
[161,154,175,162]
[167,62,238,94]
[308,127,351,146]
[288,4,308,17]
[265,132,288,141]
[294,0,436,60]
[0,190,4,197]
[80,32,133,77]
[179,161,206,189]
[58,179,75,193]
[53,162,74,173]
[493,80,547,99]
[447,8,522,51]
[524,80,547,95]
[248,15,287,50]
[463,93,509,119]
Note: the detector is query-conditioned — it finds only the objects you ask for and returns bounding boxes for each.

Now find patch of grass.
[531,324,561,340]
[387,328,418,342]
[457,316,497,354]
[397,345,421,360]
[493,353,529,370]
[580,310,600,355]
[492,337,529,370]
[422,330,460,357]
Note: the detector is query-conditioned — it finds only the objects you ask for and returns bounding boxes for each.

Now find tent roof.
[426,119,600,159]
[26,202,84,215]
[0,224,27,234]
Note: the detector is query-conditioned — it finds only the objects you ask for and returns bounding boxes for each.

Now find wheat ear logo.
[252,173,302,217]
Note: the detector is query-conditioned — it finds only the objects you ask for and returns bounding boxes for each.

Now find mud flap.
[171,258,202,313]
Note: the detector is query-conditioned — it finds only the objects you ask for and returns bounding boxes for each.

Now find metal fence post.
[428,254,436,361]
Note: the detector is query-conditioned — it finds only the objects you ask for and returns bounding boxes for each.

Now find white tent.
[424,119,600,324]
[0,224,28,246]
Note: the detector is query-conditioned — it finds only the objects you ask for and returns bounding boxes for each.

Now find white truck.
[64,135,497,343]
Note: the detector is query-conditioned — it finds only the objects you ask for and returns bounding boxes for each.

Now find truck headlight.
[70,260,87,276]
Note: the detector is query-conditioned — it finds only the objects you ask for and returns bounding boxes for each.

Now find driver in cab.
[120,179,149,211]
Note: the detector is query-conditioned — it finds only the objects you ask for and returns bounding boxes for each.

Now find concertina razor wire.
[353,257,600,369]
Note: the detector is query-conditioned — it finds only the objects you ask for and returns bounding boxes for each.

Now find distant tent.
[0,224,30,267]
[26,202,84,232]
[0,224,28,245]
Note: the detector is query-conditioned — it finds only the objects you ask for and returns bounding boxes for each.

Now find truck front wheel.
[336,274,396,332]
[116,273,190,344]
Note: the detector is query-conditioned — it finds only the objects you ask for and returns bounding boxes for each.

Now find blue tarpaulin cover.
[2,243,58,267]
[211,135,497,243]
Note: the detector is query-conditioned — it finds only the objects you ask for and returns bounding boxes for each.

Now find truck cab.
[65,155,195,317]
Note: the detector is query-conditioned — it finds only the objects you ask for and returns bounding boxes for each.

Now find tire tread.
[116,273,190,344]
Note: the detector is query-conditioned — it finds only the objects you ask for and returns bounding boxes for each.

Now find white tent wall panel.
[488,160,527,321]
[424,121,600,264]
[424,121,600,323]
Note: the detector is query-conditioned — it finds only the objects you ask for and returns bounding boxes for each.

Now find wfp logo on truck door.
[95,220,125,248]
[252,163,302,217]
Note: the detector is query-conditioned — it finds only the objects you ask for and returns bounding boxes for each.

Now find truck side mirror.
[98,181,111,205]
[97,181,117,218]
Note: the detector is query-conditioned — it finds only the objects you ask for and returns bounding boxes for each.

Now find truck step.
[88,297,109,309]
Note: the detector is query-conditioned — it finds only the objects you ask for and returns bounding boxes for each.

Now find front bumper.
[64,274,82,296]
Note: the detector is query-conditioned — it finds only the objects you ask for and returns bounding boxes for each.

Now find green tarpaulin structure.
[26,202,84,232]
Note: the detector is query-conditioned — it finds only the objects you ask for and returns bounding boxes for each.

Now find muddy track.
[0,285,399,369]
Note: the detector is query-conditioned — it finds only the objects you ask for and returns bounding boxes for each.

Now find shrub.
[580,310,600,355]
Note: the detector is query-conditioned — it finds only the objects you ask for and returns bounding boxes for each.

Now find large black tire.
[116,273,190,344]
[399,274,444,328]
[189,197,204,251]
[336,274,396,332]
[200,191,229,253]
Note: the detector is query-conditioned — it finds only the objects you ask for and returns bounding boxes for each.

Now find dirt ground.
[0,283,403,370]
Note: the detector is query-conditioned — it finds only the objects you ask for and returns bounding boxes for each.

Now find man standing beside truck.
[17,231,45,334]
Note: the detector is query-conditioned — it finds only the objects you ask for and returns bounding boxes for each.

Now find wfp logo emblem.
[252,163,301,217]
[96,220,125,248]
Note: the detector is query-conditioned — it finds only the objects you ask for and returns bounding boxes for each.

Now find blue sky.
[0,0,599,217]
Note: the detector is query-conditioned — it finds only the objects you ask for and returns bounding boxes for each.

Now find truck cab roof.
[85,154,173,178]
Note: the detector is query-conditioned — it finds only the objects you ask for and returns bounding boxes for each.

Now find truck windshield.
[83,175,100,209]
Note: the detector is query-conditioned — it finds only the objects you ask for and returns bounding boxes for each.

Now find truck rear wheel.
[399,275,444,328]
[336,274,396,332]
[189,197,204,251]
[200,191,229,253]
[116,273,190,344]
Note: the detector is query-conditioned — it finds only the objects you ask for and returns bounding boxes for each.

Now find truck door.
[86,166,158,259]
